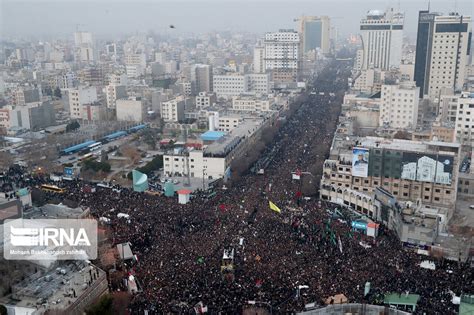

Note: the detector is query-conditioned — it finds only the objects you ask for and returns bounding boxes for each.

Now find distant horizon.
[1,0,473,41]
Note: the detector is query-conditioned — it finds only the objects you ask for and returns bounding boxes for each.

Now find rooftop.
[204,118,263,156]
[1,262,106,312]
[384,293,420,305]
[201,130,226,141]
[23,204,87,219]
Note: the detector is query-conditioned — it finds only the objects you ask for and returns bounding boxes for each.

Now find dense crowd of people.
[1,59,472,314]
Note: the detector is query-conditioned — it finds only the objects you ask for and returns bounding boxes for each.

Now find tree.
[82,160,111,173]
[66,121,80,132]
[142,129,157,150]
[0,151,13,171]
[85,295,114,315]
[53,87,62,99]
[0,304,7,315]
[120,145,140,164]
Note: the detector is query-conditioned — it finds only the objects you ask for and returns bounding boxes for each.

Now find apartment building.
[68,86,98,119]
[454,92,474,144]
[414,11,472,99]
[195,92,216,109]
[213,74,248,98]
[160,97,187,122]
[321,136,459,209]
[163,115,275,179]
[359,9,404,70]
[379,81,420,129]
[232,96,272,112]
[264,29,300,83]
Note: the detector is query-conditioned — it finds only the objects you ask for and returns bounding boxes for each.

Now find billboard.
[401,153,453,185]
[352,147,369,178]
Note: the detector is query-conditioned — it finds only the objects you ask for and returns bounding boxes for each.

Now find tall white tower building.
[264,29,300,83]
[415,13,471,101]
[359,9,404,70]
[253,46,265,74]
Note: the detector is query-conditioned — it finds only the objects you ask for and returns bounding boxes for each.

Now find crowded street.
[1,59,472,314]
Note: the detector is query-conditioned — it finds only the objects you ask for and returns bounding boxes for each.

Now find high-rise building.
[74,32,93,47]
[414,11,472,100]
[298,16,331,54]
[253,46,265,74]
[264,29,300,83]
[191,64,213,94]
[359,9,404,70]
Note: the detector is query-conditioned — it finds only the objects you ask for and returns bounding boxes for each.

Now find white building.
[247,73,271,95]
[218,116,242,132]
[126,65,144,78]
[195,92,216,109]
[379,81,420,129]
[125,53,146,78]
[74,31,93,46]
[116,98,145,122]
[424,14,471,101]
[264,29,300,82]
[160,97,187,122]
[232,96,272,112]
[125,53,146,68]
[163,117,270,180]
[79,46,94,62]
[108,73,128,85]
[105,84,127,109]
[60,72,77,89]
[213,74,248,98]
[454,92,474,144]
[359,9,404,70]
[68,86,98,119]
[253,46,265,74]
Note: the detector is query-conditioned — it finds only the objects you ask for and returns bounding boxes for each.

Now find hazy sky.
[1,0,473,40]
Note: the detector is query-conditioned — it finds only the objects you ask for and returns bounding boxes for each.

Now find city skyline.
[1,0,473,39]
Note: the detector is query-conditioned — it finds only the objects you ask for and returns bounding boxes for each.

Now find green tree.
[127,155,163,179]
[85,295,113,315]
[0,304,7,315]
[82,160,111,173]
[53,87,62,99]
[66,121,80,132]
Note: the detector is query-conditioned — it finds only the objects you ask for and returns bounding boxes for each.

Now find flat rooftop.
[23,204,87,219]
[1,262,106,312]
[204,118,263,156]
[356,137,458,155]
